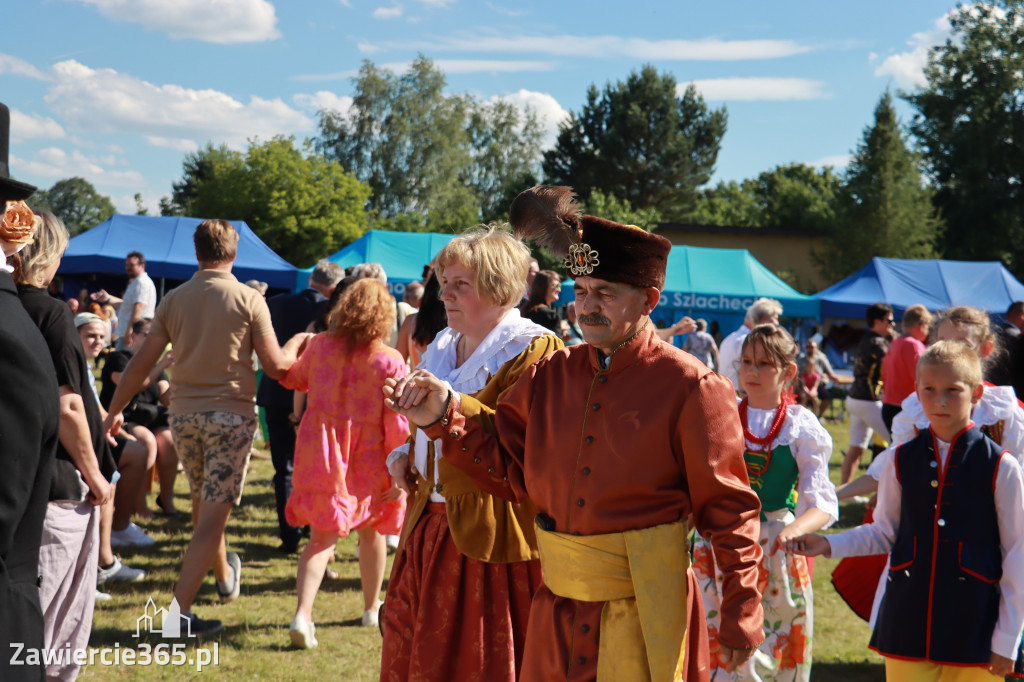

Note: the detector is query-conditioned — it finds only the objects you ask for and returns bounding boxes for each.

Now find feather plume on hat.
[508,185,583,258]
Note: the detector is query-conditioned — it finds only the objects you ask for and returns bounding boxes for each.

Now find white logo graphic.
[134,597,194,639]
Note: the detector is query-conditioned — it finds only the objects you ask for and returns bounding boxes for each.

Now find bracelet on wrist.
[421,390,453,429]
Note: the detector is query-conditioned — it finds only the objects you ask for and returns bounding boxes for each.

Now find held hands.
[382,369,449,426]
[779,533,831,558]
[989,652,1013,677]
[718,644,758,672]
[388,452,419,496]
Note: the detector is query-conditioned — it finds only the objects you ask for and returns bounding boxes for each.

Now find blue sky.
[2,0,957,214]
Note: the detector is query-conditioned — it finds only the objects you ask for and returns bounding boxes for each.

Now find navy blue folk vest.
[870,425,1004,664]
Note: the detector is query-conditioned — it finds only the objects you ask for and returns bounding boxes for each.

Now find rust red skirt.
[380,502,542,682]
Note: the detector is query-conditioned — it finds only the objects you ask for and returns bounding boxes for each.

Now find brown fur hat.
[509,185,670,290]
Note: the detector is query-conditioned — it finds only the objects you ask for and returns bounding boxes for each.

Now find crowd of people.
[3,100,1024,682]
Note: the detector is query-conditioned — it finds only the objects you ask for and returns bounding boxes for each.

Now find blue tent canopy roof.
[58,214,298,289]
[814,257,1024,319]
[297,230,455,290]
[657,245,819,318]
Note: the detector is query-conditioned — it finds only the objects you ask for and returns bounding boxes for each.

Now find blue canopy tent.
[815,258,1024,319]
[657,245,819,318]
[298,230,455,295]
[59,214,298,289]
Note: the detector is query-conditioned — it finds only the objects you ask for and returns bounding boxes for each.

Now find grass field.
[80,407,884,681]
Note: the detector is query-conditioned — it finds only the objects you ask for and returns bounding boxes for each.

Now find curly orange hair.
[327,278,395,346]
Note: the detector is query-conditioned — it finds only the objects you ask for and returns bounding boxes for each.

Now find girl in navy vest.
[693,324,838,681]
[786,341,1024,680]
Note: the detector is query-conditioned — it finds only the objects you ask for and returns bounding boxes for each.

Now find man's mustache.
[578,313,610,326]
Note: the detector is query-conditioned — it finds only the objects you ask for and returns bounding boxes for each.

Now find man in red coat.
[385,186,764,681]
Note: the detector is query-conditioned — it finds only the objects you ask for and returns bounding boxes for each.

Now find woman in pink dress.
[282,278,410,648]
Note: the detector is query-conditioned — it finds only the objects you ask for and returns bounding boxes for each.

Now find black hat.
[0,102,37,201]
[509,185,671,291]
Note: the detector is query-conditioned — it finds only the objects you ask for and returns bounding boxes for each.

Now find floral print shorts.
[170,412,257,505]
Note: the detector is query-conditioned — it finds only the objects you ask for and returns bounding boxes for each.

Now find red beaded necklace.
[739,395,791,456]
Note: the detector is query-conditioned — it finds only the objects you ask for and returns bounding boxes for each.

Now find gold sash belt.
[535,519,690,681]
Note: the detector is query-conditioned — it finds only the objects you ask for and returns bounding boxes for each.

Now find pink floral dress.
[281,334,410,536]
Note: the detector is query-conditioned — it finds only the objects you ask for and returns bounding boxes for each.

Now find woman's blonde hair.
[434,223,530,309]
[328,277,395,346]
[14,209,68,288]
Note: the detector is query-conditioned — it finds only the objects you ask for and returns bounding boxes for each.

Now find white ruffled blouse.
[390,308,551,502]
[743,402,839,527]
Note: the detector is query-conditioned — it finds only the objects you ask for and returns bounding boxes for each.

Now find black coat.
[256,289,327,408]
[0,272,59,682]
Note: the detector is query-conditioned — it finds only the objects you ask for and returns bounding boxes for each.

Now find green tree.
[690,164,839,230]
[543,66,727,221]
[582,189,662,231]
[688,179,762,226]
[133,193,149,216]
[316,56,543,231]
[905,0,1024,269]
[166,137,371,267]
[30,177,115,235]
[817,92,941,280]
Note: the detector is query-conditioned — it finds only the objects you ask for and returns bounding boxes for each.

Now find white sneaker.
[97,556,146,584]
[109,522,156,548]
[95,590,112,603]
[361,600,382,628]
[289,615,318,649]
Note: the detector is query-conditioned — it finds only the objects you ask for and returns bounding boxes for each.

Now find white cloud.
[144,136,200,153]
[339,0,352,6]
[358,41,382,54]
[45,60,313,147]
[685,78,828,101]
[293,59,555,82]
[435,59,555,74]
[9,110,66,142]
[496,90,568,149]
[66,0,279,44]
[0,53,49,80]
[874,13,952,89]
[293,91,355,115]
[383,34,811,60]
[113,190,161,215]
[809,154,852,171]
[486,2,523,17]
[12,147,144,187]
[373,6,403,19]
[421,0,455,6]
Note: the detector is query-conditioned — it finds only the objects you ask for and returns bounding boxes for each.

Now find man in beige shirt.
[104,219,308,635]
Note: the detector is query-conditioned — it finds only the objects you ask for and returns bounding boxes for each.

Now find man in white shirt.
[718,297,783,390]
[91,250,157,349]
